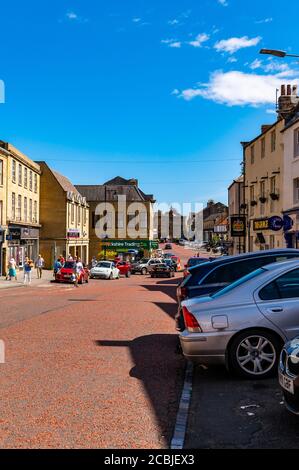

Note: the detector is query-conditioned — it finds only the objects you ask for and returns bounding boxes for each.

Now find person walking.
[7,258,17,281]
[23,257,33,286]
[53,258,62,278]
[73,258,83,288]
[35,254,45,279]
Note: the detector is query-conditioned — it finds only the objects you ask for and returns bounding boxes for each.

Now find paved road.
[0,244,198,449]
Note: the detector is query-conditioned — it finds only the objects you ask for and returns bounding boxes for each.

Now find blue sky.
[0,0,298,207]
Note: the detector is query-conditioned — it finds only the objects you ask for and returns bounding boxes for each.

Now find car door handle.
[267,307,284,313]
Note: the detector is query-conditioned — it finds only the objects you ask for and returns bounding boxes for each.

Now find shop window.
[18,164,22,186]
[12,160,16,183]
[24,168,28,188]
[11,193,16,220]
[271,130,276,152]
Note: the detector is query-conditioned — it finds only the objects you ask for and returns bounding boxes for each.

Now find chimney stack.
[278,83,299,119]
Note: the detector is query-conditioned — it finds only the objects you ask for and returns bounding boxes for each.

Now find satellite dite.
[0,80,5,103]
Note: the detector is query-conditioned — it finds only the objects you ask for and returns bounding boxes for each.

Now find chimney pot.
[281,84,286,96]
[292,85,298,96]
[287,84,292,96]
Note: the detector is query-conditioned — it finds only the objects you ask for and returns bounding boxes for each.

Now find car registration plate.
[64,275,71,279]
[279,372,295,395]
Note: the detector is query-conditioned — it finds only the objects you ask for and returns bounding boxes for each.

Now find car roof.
[263,258,299,271]
[188,249,299,273]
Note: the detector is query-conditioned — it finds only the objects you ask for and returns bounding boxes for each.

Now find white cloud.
[177,70,299,106]
[250,59,262,70]
[171,89,180,95]
[218,0,229,6]
[188,33,210,48]
[227,57,237,63]
[161,39,181,48]
[66,11,78,20]
[168,19,179,25]
[214,36,262,54]
[255,17,273,24]
[132,17,141,23]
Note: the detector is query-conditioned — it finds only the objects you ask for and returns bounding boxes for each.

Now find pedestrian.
[7,258,17,281]
[59,254,65,265]
[91,256,97,268]
[35,254,45,279]
[73,258,83,288]
[68,254,73,261]
[53,258,62,277]
[23,257,33,286]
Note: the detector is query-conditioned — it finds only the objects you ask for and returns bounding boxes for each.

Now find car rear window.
[212,268,265,299]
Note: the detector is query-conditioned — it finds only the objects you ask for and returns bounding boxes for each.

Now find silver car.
[180,259,299,379]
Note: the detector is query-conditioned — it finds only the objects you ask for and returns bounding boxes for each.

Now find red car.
[55,261,90,284]
[116,261,132,277]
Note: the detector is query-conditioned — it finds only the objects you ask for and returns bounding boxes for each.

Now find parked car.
[151,261,175,278]
[55,261,90,284]
[180,259,299,379]
[90,261,120,280]
[183,257,211,278]
[131,258,163,275]
[176,249,299,331]
[165,243,172,250]
[279,337,299,415]
[116,261,132,278]
[179,239,186,246]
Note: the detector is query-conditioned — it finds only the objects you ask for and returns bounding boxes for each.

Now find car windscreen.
[140,258,149,264]
[63,262,75,269]
[188,258,208,267]
[212,268,266,299]
[96,262,111,268]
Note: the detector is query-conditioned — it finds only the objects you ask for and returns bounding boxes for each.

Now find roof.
[52,170,81,195]
[76,176,155,202]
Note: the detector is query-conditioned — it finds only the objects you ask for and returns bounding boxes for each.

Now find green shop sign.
[100,239,159,251]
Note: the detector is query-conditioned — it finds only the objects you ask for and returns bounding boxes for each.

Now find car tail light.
[182,306,202,333]
[178,286,188,300]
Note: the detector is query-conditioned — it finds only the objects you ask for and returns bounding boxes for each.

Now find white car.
[90,261,120,280]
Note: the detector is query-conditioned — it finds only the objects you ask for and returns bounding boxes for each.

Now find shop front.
[6,226,40,268]
[66,229,89,264]
[252,216,285,251]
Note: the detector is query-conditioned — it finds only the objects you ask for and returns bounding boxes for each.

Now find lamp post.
[260,49,299,58]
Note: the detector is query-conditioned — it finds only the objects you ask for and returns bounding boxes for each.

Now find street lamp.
[260,49,299,58]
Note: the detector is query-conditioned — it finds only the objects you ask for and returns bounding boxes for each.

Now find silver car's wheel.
[229,330,281,379]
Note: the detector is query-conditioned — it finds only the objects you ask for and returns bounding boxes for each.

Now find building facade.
[243,119,285,252]
[202,200,228,243]
[76,176,156,260]
[228,176,246,255]
[0,141,41,275]
[38,162,89,268]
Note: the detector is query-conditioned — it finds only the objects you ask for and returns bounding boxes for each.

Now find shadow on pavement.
[96,334,185,446]
[185,364,299,449]
[141,283,178,301]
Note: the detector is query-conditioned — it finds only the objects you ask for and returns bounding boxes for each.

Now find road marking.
[170,360,194,449]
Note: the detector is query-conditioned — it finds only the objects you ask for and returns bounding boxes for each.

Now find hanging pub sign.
[230,216,246,237]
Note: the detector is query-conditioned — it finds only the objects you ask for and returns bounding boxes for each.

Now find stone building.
[0,141,41,275]
[38,162,89,268]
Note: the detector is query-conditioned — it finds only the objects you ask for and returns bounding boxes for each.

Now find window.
[0,201,3,225]
[250,145,255,164]
[78,206,81,225]
[271,130,276,152]
[24,197,27,222]
[12,160,16,183]
[34,201,37,222]
[29,171,33,191]
[24,168,28,188]
[17,195,22,220]
[261,138,265,159]
[259,268,299,300]
[270,176,276,193]
[202,259,267,287]
[71,204,74,223]
[294,178,299,204]
[0,160,3,185]
[34,173,37,193]
[18,164,22,186]
[29,199,32,222]
[11,193,16,220]
[294,128,299,158]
